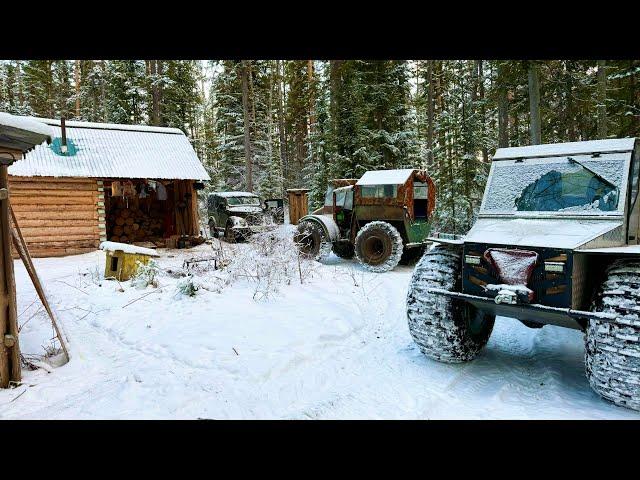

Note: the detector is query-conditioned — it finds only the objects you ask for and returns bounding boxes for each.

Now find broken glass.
[483,156,625,213]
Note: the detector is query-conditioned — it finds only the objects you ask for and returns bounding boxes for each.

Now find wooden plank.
[9,181,97,191]
[13,211,99,221]
[11,203,97,213]
[9,176,96,184]
[27,247,96,258]
[20,226,100,237]
[20,233,100,243]
[23,240,99,249]
[16,218,98,228]
[0,165,20,386]
[10,190,97,198]
[10,197,97,206]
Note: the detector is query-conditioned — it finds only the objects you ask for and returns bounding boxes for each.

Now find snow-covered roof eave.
[28,117,184,135]
[0,112,53,153]
[214,191,260,198]
[356,168,415,186]
[0,113,54,138]
[493,138,637,161]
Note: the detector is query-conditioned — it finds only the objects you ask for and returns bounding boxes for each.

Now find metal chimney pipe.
[60,117,68,154]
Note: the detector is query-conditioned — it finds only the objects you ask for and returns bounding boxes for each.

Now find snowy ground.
[1,228,639,419]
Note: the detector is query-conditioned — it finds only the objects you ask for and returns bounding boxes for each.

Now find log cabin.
[8,118,210,257]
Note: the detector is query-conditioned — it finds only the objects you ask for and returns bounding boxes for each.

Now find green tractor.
[294,169,436,272]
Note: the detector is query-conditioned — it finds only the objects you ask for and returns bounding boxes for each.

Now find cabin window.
[414,181,429,218]
[360,185,398,199]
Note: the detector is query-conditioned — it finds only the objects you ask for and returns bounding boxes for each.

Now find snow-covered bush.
[226,229,316,300]
[131,260,160,289]
[175,275,199,298]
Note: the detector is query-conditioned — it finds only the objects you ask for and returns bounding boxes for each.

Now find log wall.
[8,176,103,258]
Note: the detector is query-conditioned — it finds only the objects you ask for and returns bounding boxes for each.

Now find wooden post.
[286,189,310,225]
[10,205,69,361]
[0,160,20,387]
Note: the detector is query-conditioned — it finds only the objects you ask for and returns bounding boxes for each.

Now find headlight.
[231,217,248,228]
[465,255,481,265]
[544,261,564,273]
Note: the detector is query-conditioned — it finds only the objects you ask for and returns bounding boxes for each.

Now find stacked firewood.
[108,206,164,243]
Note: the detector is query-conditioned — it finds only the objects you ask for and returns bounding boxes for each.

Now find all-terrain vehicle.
[407,138,640,411]
[207,191,274,241]
[294,169,436,272]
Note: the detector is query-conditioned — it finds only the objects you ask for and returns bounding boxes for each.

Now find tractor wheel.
[407,244,495,363]
[586,259,640,411]
[400,245,426,265]
[294,220,331,261]
[332,241,354,259]
[208,219,217,238]
[354,221,403,273]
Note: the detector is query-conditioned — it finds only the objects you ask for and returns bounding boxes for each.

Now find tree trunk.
[497,62,510,148]
[426,60,435,167]
[240,61,253,192]
[150,60,161,126]
[597,60,608,139]
[528,61,542,145]
[100,60,107,121]
[276,60,288,188]
[329,60,344,157]
[565,61,577,141]
[477,60,488,162]
[307,60,315,134]
[74,60,81,118]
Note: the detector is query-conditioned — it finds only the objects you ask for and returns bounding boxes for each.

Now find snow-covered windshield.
[227,196,261,206]
[483,156,626,214]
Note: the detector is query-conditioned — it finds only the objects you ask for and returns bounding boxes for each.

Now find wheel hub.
[363,234,390,264]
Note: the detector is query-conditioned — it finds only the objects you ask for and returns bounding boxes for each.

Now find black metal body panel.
[462,242,573,309]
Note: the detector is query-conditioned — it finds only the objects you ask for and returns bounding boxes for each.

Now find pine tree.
[104,60,147,124]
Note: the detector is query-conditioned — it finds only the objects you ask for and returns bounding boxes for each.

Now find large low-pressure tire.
[586,259,640,411]
[407,244,495,363]
[332,241,355,259]
[294,219,331,261]
[354,221,403,273]
[208,219,217,238]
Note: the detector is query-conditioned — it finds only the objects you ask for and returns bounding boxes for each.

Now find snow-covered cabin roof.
[9,117,210,181]
[356,169,416,186]
[0,112,53,153]
[493,138,636,161]
[213,191,259,198]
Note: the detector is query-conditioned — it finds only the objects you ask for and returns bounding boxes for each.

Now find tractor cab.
[353,168,436,246]
[314,179,358,215]
[332,185,354,236]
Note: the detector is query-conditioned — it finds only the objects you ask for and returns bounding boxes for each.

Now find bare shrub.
[226,230,317,300]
